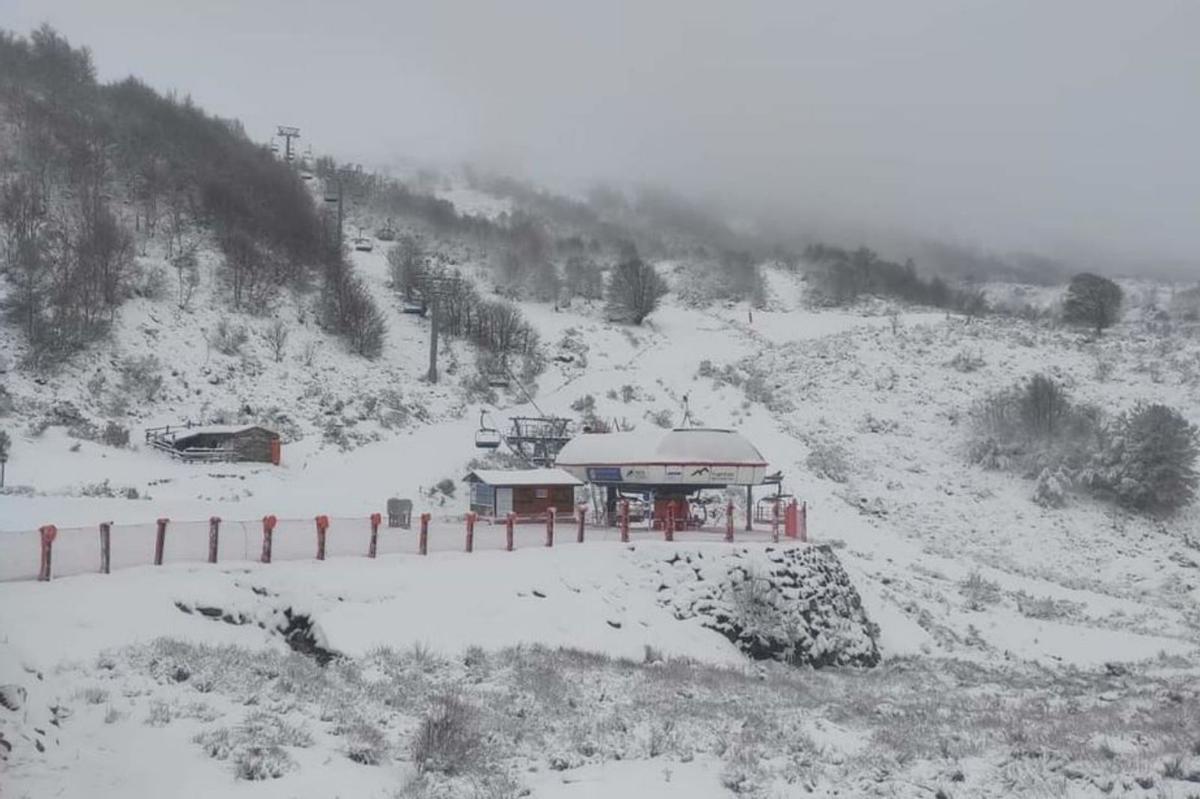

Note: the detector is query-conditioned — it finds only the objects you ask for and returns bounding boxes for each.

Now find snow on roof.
[170,425,275,439]
[463,468,583,487]
[556,428,767,467]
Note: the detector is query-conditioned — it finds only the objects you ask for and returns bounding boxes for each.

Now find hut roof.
[462,468,583,487]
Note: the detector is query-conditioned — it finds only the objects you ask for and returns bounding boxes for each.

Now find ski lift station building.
[464,468,583,521]
[555,427,775,525]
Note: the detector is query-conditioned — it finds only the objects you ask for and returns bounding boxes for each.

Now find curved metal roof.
[556,428,767,467]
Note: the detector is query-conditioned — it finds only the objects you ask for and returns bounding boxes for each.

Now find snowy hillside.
[3,171,1200,796]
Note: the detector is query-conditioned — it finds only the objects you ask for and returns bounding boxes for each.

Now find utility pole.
[276,126,300,162]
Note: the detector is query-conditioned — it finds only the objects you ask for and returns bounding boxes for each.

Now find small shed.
[463,468,583,521]
[147,424,282,464]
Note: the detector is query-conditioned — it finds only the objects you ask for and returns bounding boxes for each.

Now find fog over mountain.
[7,0,1197,273]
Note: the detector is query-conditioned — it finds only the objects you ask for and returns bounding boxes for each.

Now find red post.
[771,500,780,543]
[419,513,430,555]
[208,516,221,563]
[784,500,798,539]
[262,515,277,563]
[99,522,111,574]
[665,504,675,542]
[725,501,735,542]
[465,512,476,553]
[315,515,330,560]
[576,505,586,543]
[545,507,556,547]
[620,500,630,543]
[369,512,381,558]
[799,502,808,543]
[38,525,57,582]
[154,517,169,565]
[505,512,515,552]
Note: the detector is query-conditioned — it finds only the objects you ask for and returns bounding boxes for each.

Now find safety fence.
[0,500,808,583]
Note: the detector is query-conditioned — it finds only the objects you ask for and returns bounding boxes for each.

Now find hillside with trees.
[0,25,383,366]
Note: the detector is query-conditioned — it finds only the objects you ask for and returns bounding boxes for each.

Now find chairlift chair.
[353,236,374,252]
[475,411,502,449]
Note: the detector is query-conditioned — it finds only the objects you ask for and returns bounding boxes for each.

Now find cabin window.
[535,488,549,499]
[472,483,494,507]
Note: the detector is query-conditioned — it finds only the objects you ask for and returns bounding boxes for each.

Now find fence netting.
[1,510,796,582]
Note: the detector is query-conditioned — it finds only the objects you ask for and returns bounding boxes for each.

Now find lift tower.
[275,125,301,162]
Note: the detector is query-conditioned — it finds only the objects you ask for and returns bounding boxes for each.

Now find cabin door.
[495,487,513,517]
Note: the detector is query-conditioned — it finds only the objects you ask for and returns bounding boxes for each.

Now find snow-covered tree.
[1063,273,1123,335]
[1093,404,1198,514]
[605,257,667,325]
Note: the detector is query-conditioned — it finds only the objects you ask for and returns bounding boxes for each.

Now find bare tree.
[605,256,668,325]
[172,245,200,310]
[264,318,289,362]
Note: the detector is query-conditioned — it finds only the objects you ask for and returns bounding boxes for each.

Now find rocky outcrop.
[653,545,880,668]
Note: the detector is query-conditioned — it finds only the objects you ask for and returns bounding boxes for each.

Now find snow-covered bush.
[805,438,851,483]
[960,572,1002,611]
[101,421,130,448]
[969,374,1101,478]
[119,354,163,402]
[1032,467,1070,508]
[341,721,387,765]
[233,745,294,780]
[948,348,985,372]
[411,693,483,775]
[211,317,249,356]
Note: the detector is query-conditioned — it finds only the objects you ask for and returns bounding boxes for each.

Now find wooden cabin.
[463,468,583,521]
[147,424,281,464]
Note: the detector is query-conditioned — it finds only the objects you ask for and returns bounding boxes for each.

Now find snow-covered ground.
[3,189,1200,795]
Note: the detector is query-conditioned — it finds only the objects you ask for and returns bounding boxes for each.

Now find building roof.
[172,425,276,439]
[556,428,767,467]
[462,468,583,487]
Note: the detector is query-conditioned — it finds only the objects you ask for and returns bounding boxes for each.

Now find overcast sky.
[3,0,1198,269]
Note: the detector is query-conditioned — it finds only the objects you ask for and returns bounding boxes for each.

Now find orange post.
[784,500,798,539]
[99,522,111,574]
[546,507,556,547]
[725,501,735,542]
[369,512,381,558]
[38,525,57,582]
[576,505,586,543]
[465,512,476,553]
[315,515,330,560]
[419,513,430,555]
[269,438,281,466]
[505,512,515,552]
[154,517,169,565]
[800,502,808,543]
[665,504,675,542]
[262,515,277,563]
[208,516,221,563]
[620,500,630,543]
